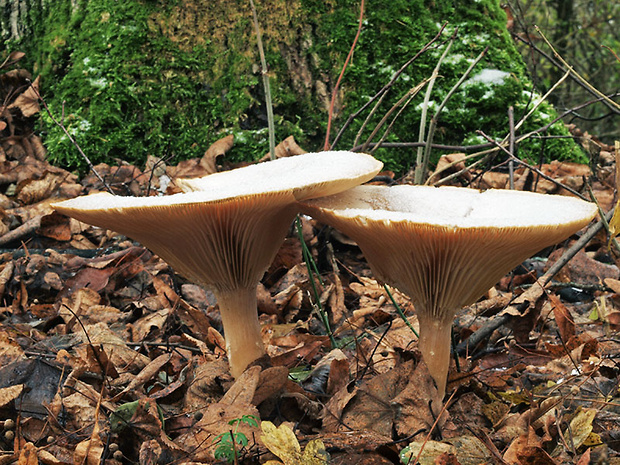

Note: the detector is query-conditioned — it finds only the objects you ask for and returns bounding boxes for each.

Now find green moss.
[7,0,584,173]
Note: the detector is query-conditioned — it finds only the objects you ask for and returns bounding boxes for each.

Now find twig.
[535,25,620,113]
[0,247,112,259]
[513,32,620,115]
[457,207,610,355]
[414,31,456,184]
[476,130,588,200]
[249,0,275,160]
[360,81,427,153]
[508,106,515,190]
[29,84,112,193]
[420,46,487,183]
[331,25,447,149]
[324,0,365,151]
[0,216,42,246]
[513,68,571,133]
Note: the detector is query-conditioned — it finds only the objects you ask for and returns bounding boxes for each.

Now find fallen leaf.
[200,134,234,174]
[17,442,38,465]
[400,440,456,465]
[261,421,328,465]
[8,76,40,117]
[73,422,103,465]
[565,408,597,450]
[548,294,575,342]
[0,384,24,408]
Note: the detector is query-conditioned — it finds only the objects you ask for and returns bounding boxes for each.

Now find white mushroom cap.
[176,150,383,201]
[300,185,598,394]
[53,151,383,377]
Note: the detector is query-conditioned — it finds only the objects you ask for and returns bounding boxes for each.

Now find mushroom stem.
[415,312,454,398]
[214,286,265,378]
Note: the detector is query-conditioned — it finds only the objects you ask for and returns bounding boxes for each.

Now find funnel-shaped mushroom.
[53,151,382,377]
[300,185,597,395]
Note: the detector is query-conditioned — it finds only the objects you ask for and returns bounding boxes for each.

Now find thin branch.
[249,0,275,160]
[535,25,620,113]
[508,106,515,189]
[513,32,620,115]
[360,80,427,152]
[420,46,487,183]
[31,85,112,193]
[330,24,447,149]
[476,130,588,200]
[414,31,456,184]
[324,0,365,151]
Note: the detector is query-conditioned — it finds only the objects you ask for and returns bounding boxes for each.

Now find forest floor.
[0,60,619,465]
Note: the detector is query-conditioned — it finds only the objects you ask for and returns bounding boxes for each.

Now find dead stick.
[0,216,41,247]
[457,208,610,355]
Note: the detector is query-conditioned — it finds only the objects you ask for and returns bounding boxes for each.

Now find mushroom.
[299,185,598,395]
[53,151,383,377]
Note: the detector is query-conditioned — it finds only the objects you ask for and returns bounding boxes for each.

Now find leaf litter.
[0,61,619,465]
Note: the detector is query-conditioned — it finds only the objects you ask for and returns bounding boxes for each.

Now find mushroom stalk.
[214,286,265,378]
[416,312,453,396]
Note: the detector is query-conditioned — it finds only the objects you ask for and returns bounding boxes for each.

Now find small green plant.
[212,414,259,463]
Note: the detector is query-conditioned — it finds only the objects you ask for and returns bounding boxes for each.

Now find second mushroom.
[300,185,598,396]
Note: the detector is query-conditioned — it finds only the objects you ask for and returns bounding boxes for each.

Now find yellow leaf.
[261,421,328,465]
[497,389,530,406]
[566,408,597,450]
[302,439,330,465]
[583,432,603,447]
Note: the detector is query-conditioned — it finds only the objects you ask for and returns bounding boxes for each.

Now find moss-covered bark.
[2,0,584,173]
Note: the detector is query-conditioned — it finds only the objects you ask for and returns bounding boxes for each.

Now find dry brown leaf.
[17,443,38,465]
[220,365,261,405]
[174,401,260,462]
[547,293,575,342]
[200,134,234,174]
[37,449,66,465]
[183,357,230,411]
[37,211,72,241]
[0,384,24,408]
[258,135,306,162]
[8,76,40,117]
[393,360,445,437]
[16,171,64,205]
[327,273,347,325]
[324,361,415,436]
[428,153,471,185]
[0,50,26,69]
[112,353,172,401]
[75,322,150,373]
[252,366,289,405]
[0,330,26,366]
[73,422,104,465]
